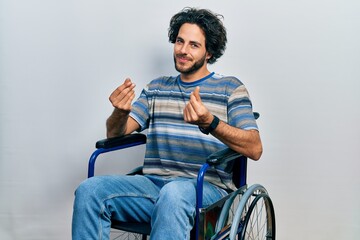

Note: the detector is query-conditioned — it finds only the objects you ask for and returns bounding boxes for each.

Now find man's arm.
[106,109,140,138]
[106,78,140,138]
[211,122,262,160]
[183,87,263,160]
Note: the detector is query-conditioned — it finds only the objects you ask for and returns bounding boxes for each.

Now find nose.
[180,44,187,53]
[178,43,189,54]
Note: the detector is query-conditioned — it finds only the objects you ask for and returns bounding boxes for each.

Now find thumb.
[193,86,201,101]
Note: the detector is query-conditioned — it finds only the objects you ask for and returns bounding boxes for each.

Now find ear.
[206,52,212,61]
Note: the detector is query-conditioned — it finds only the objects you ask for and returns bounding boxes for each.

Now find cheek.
[174,44,181,53]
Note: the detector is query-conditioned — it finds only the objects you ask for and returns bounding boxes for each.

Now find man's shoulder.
[212,73,243,84]
[208,73,245,91]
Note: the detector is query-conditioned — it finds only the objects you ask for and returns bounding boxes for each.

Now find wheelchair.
[87,114,276,240]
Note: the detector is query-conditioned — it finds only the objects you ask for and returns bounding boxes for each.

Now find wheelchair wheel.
[110,229,147,240]
[229,184,275,240]
[212,186,247,237]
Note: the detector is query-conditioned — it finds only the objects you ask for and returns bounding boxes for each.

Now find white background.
[1,0,359,239]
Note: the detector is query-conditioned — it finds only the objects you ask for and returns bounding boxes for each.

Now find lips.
[176,55,191,63]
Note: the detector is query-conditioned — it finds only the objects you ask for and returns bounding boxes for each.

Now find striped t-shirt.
[130,72,258,190]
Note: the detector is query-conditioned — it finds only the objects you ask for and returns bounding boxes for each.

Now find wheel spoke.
[241,189,275,240]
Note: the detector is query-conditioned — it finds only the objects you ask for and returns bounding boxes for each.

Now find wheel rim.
[240,193,275,240]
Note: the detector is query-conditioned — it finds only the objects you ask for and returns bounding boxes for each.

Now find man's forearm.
[106,108,129,138]
[211,121,263,160]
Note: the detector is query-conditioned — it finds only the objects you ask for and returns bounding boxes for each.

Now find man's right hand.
[109,78,136,113]
[106,78,139,138]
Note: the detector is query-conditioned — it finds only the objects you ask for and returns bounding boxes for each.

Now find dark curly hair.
[168,7,227,64]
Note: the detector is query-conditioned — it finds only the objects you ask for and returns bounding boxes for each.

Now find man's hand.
[183,86,214,128]
[106,78,139,138]
[109,78,136,114]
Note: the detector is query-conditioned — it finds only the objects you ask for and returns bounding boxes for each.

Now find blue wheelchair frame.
[87,133,248,240]
[86,111,275,240]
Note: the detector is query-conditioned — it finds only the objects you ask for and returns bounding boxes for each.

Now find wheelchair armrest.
[126,166,143,176]
[96,133,147,149]
[196,148,242,236]
[88,133,147,178]
[206,148,242,165]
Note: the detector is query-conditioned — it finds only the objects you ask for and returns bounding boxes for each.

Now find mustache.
[175,54,192,61]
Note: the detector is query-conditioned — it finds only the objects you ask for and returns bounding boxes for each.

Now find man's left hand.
[183,86,213,128]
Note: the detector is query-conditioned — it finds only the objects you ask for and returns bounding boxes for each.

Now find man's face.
[173,23,211,75]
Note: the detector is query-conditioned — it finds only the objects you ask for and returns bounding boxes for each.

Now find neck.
[180,68,211,83]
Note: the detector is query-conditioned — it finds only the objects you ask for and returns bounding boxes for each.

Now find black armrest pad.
[95,133,147,149]
[206,148,242,165]
[126,166,143,176]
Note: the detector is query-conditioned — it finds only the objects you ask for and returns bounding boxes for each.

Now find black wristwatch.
[199,115,220,135]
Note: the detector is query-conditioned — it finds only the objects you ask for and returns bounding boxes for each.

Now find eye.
[191,43,199,48]
[176,38,184,44]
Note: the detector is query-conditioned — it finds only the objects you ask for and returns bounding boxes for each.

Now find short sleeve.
[228,85,258,130]
[129,87,150,132]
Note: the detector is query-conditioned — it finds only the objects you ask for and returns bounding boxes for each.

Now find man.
[72,7,262,240]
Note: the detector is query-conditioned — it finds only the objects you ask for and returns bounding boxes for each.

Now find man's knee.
[151,180,196,238]
[74,177,103,206]
[157,180,196,207]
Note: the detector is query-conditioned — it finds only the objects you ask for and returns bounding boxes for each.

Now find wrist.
[112,108,130,118]
[199,115,220,135]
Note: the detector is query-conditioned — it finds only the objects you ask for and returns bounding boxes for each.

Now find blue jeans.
[72,174,228,240]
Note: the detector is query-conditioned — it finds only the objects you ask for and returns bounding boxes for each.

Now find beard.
[174,53,207,75]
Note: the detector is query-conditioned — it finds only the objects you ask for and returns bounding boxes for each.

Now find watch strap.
[199,115,220,135]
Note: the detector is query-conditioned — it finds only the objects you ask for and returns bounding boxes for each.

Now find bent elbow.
[250,144,263,161]
[251,152,262,161]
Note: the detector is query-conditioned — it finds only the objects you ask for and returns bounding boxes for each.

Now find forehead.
[178,23,206,43]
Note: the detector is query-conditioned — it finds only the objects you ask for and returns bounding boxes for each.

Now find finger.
[121,91,136,110]
[121,78,135,92]
[110,79,136,100]
[189,88,210,123]
[124,78,132,84]
[184,102,198,122]
[189,92,202,114]
[183,106,189,122]
[110,78,133,95]
[109,83,136,111]
[112,89,135,106]
[183,104,195,122]
[112,85,136,104]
